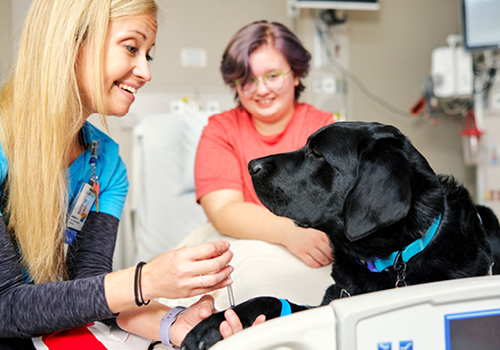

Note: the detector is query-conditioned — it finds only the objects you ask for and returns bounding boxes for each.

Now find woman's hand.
[283,227,333,268]
[143,241,234,300]
[169,295,266,348]
[169,295,215,347]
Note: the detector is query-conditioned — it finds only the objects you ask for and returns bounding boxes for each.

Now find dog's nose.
[248,159,262,176]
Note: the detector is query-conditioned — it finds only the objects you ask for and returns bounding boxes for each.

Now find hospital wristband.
[160,306,187,349]
[278,298,292,317]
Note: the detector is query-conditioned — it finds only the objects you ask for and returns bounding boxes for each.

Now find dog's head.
[249,122,443,246]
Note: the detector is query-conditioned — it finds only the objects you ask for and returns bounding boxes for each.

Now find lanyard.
[89,140,100,211]
[64,140,101,253]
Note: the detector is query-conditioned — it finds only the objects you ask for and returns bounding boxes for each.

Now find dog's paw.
[181,297,284,350]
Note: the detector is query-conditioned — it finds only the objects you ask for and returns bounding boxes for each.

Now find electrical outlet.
[313,78,323,94]
[322,77,336,94]
[491,93,500,111]
[286,0,299,18]
[206,100,220,113]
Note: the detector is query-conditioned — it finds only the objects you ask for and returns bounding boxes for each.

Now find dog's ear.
[343,141,411,241]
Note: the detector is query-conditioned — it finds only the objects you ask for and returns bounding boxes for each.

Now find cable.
[319,9,347,26]
[317,12,342,56]
[474,66,497,95]
[314,19,500,121]
[315,22,413,118]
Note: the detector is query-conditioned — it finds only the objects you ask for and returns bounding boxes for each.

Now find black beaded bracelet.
[134,261,150,307]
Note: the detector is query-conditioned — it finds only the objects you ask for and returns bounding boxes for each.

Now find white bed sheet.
[158,223,334,311]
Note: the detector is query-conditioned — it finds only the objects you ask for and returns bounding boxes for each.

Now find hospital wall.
[0,0,472,193]
[347,0,474,194]
[0,1,12,83]
[145,0,474,196]
[149,0,473,196]
[1,0,480,195]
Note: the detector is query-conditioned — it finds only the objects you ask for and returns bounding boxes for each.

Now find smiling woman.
[0,0,250,349]
[77,13,157,118]
[234,44,299,135]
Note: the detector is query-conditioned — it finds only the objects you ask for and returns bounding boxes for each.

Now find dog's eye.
[309,147,323,158]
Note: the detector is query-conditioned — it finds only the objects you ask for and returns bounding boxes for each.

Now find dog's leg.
[321,284,350,305]
[476,205,500,274]
[181,297,308,350]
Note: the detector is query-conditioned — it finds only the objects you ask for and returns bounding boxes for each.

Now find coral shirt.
[195,103,335,206]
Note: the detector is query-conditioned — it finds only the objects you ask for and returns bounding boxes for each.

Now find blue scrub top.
[0,121,129,220]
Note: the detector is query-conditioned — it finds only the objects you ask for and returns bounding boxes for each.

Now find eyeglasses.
[235,70,292,95]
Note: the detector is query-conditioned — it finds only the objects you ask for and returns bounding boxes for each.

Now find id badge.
[65,183,95,247]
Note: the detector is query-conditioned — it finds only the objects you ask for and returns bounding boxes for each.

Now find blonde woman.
[0,1,258,349]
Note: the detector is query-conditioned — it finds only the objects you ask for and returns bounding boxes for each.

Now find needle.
[227,282,235,307]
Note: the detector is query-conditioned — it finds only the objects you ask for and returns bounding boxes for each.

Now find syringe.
[227,283,235,307]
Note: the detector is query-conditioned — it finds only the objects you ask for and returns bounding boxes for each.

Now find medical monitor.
[294,0,380,11]
[445,308,500,350]
[461,0,500,51]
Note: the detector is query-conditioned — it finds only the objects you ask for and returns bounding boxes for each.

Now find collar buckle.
[393,250,408,288]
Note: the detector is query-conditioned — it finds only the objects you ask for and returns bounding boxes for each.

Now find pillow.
[177,109,212,195]
[133,113,210,260]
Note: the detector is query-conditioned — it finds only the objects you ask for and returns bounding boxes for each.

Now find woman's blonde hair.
[0,0,158,283]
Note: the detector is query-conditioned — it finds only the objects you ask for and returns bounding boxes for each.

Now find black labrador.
[182,121,500,350]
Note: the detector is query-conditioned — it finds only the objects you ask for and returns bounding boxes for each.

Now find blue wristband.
[278,298,292,317]
[160,306,187,349]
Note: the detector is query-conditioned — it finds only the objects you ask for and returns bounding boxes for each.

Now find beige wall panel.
[348,0,475,194]
[149,0,291,89]
[0,0,12,82]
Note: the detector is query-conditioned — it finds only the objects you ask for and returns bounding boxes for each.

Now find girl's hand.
[283,228,333,268]
[143,240,234,300]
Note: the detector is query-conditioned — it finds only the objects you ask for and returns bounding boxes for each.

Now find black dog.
[182,122,500,350]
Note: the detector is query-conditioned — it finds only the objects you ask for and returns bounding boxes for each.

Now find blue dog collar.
[278,298,292,317]
[364,213,442,273]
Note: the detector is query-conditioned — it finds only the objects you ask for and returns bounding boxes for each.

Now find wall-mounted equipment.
[460,111,483,166]
[431,35,473,98]
[292,0,380,11]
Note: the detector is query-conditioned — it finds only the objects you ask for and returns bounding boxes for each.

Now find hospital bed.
[210,275,500,350]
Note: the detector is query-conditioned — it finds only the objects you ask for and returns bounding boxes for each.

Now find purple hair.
[220,21,311,102]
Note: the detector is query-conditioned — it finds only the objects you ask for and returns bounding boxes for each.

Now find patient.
[195,21,335,268]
